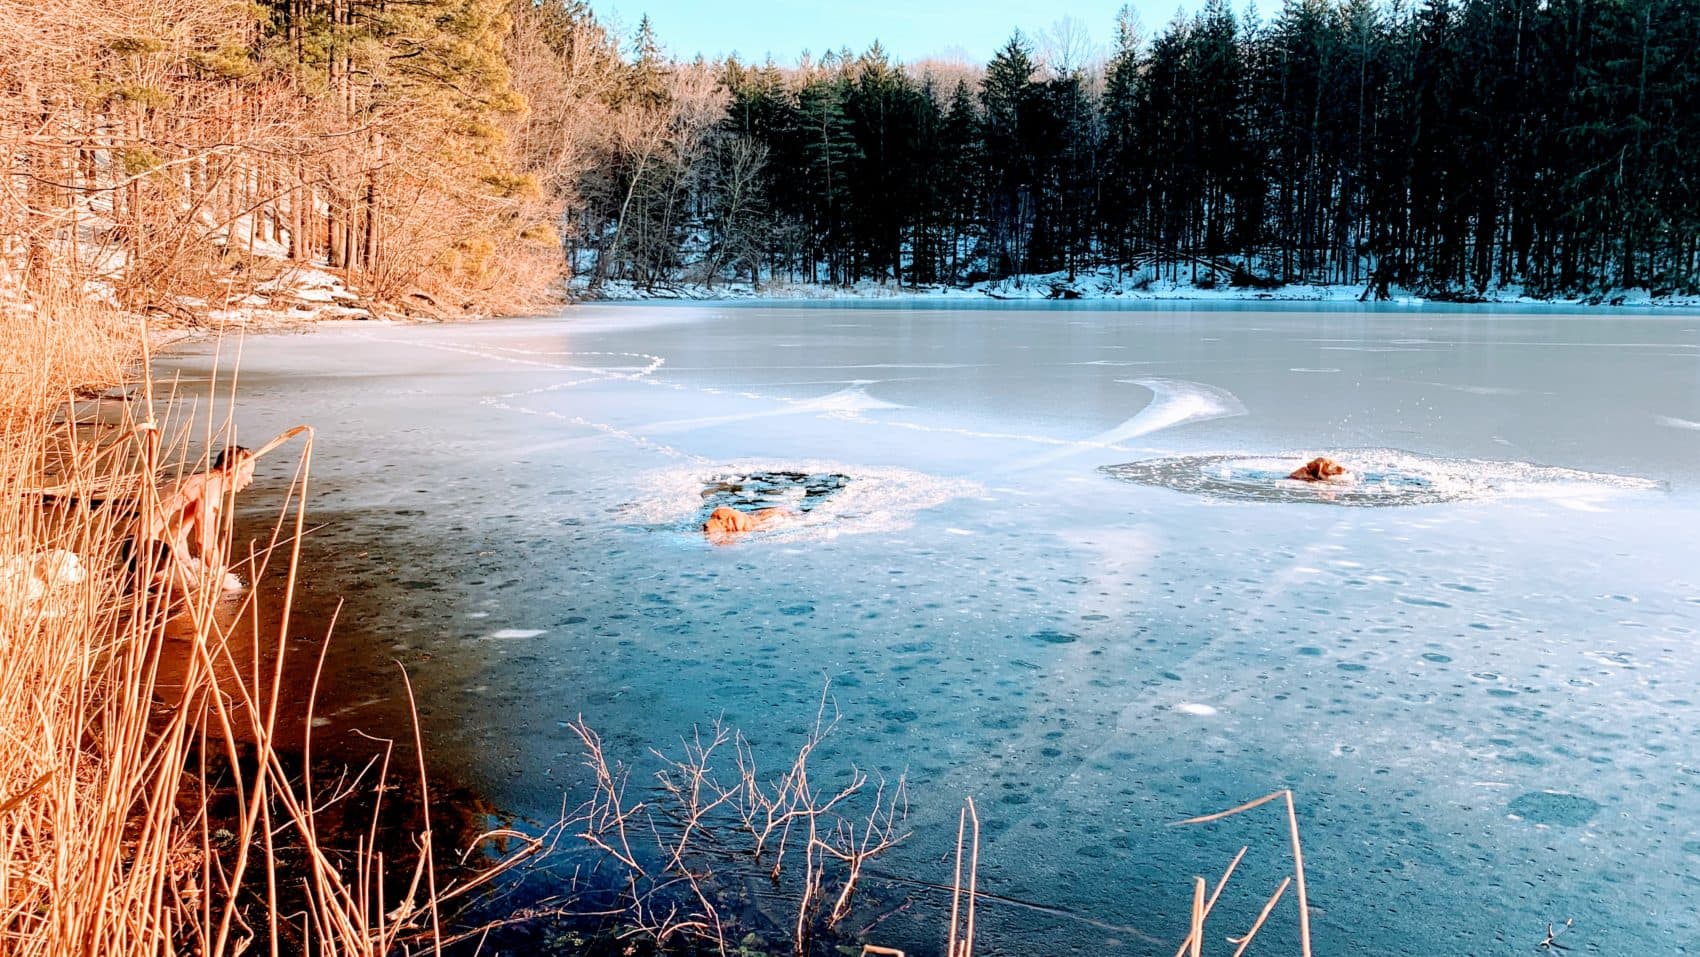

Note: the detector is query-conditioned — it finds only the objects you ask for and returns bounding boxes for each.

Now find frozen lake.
[164,301,1700,955]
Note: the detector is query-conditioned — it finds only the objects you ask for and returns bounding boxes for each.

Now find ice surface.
[160,301,1700,956]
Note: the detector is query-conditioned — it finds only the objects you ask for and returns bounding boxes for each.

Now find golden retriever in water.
[1288,456,1348,482]
[703,505,789,544]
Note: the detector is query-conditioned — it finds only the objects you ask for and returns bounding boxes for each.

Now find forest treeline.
[2,0,1696,311]
[577,0,1700,298]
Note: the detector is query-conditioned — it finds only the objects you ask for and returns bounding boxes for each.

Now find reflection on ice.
[1102,449,1662,507]
[482,628,546,640]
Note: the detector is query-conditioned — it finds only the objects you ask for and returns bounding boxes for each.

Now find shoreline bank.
[575,273,1700,309]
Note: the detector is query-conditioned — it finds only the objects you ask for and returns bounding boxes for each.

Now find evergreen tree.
[980,33,1038,279]
[551,0,1700,298]
[795,67,861,283]
[1101,7,1144,272]
[939,80,984,279]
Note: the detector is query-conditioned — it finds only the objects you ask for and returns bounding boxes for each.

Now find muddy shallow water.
[161,302,1700,955]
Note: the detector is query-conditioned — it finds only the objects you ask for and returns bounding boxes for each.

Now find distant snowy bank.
[577,268,1700,309]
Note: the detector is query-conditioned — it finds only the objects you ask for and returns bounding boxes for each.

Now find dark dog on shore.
[1288,456,1348,482]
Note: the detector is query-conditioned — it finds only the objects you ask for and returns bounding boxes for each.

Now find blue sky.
[588,0,1207,65]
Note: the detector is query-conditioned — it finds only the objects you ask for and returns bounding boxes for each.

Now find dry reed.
[924,788,1316,957]
[0,291,544,956]
[1170,789,1315,957]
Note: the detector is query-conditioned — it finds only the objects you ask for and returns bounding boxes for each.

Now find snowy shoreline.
[577,270,1700,309]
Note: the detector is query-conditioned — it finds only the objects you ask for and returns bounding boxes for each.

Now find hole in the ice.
[700,470,850,515]
[640,462,982,544]
[1101,449,1661,507]
[691,470,854,540]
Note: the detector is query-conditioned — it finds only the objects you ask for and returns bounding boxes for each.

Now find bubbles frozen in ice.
[1100,449,1661,508]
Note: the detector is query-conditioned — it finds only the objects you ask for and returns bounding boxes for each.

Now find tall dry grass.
[0,291,519,955]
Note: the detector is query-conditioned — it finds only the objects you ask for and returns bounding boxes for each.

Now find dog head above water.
[703,506,756,536]
[1288,456,1348,482]
[703,505,793,544]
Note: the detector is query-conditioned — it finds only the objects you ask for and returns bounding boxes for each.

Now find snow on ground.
[575,265,1700,308]
[200,265,384,326]
[0,178,400,328]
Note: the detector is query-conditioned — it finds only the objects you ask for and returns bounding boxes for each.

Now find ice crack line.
[353,333,707,459]
[486,397,712,463]
[478,350,714,460]
[351,333,669,389]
